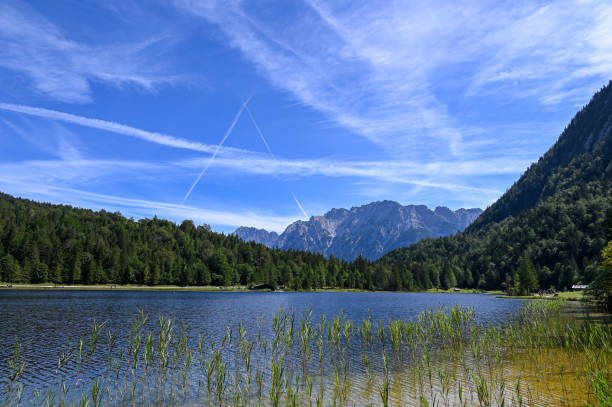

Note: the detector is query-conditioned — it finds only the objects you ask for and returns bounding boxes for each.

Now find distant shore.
[0,283,564,296]
[0,283,255,292]
[496,291,585,301]
[0,283,374,292]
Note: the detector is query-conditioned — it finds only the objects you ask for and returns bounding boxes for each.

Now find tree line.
[0,189,609,293]
[0,193,429,290]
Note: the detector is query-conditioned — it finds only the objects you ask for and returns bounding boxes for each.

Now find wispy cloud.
[467,1,612,104]
[178,155,526,187]
[0,1,181,103]
[174,0,612,158]
[174,0,460,158]
[0,152,513,202]
[0,101,528,182]
[2,117,82,160]
[0,108,525,198]
[0,179,297,232]
[0,158,169,187]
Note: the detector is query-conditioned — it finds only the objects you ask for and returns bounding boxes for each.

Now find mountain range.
[233,202,482,261]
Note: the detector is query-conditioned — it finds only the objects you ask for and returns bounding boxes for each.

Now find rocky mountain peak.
[234,201,483,261]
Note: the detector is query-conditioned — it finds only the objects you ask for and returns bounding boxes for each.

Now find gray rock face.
[233,201,482,261]
[232,226,279,247]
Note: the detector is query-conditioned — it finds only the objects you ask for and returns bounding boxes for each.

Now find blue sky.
[1,0,611,233]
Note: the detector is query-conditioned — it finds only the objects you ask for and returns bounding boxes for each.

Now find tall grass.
[2,300,610,406]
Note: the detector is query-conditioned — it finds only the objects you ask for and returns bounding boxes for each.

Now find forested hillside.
[0,193,420,290]
[0,193,335,288]
[381,81,612,291]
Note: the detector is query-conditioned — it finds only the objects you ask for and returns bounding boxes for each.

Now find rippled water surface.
[0,290,526,404]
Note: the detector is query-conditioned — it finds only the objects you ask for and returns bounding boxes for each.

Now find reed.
[2,300,610,406]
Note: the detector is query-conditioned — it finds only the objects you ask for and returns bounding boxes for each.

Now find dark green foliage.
[441,261,457,290]
[517,256,538,295]
[587,241,612,311]
[0,193,343,287]
[606,201,612,241]
[0,192,431,290]
[587,204,612,310]
[381,81,612,291]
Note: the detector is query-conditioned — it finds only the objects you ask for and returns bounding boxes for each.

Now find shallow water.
[0,290,528,405]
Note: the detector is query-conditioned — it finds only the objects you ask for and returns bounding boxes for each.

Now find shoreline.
[0,283,375,292]
[495,291,585,301]
[0,283,559,296]
[0,283,258,292]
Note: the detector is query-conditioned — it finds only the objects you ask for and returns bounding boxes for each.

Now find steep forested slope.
[381,81,612,291]
[469,81,612,231]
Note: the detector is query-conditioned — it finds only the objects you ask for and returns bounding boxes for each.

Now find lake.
[0,290,528,405]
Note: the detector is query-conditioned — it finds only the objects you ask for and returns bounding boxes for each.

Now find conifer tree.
[517,256,538,295]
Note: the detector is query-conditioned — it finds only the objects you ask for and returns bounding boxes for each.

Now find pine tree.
[441,262,457,290]
[0,255,8,282]
[72,251,82,284]
[587,203,612,310]
[152,264,162,286]
[6,254,22,282]
[587,241,612,310]
[35,263,49,283]
[517,256,538,295]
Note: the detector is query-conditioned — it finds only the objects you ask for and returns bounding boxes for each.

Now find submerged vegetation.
[2,301,610,406]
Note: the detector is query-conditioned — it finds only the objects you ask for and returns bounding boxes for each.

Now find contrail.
[182,97,251,203]
[245,104,273,156]
[245,104,309,219]
[0,102,250,155]
[291,193,309,219]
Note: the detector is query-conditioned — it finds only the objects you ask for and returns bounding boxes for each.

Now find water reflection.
[5,291,593,406]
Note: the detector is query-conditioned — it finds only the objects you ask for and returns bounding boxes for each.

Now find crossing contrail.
[291,193,309,219]
[182,97,251,203]
[245,104,273,156]
[245,104,309,219]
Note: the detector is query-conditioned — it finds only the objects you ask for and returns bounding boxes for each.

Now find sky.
[1,0,611,233]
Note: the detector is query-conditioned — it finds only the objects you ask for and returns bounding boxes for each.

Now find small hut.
[249,283,275,291]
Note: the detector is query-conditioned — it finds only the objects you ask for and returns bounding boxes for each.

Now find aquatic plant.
[2,300,610,406]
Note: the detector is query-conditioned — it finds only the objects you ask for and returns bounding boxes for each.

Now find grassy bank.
[3,300,610,406]
[497,291,586,301]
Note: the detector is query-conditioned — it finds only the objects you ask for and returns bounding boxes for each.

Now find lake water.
[0,290,526,405]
